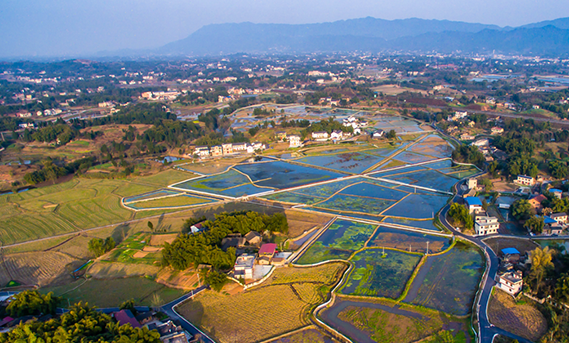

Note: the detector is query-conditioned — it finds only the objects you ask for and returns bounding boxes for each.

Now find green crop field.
[0,170,193,246]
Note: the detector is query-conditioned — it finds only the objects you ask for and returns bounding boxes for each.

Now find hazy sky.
[1,0,569,58]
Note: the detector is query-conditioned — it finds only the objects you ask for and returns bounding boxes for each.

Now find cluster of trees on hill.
[21,123,77,145]
[301,117,353,138]
[451,145,484,168]
[5,291,60,317]
[88,237,116,257]
[0,301,160,343]
[447,203,473,231]
[23,157,95,185]
[162,211,288,272]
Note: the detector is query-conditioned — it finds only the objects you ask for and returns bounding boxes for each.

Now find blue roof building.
[501,247,520,255]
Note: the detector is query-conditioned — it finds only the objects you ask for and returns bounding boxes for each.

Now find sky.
[1,0,569,58]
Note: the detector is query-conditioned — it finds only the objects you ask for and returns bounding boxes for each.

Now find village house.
[193,146,210,158]
[147,320,191,343]
[232,142,247,152]
[331,130,344,140]
[210,145,223,157]
[258,243,277,265]
[371,130,385,139]
[550,212,568,224]
[312,131,329,141]
[464,197,483,214]
[550,188,563,199]
[222,143,234,155]
[467,178,478,190]
[460,133,475,141]
[244,231,262,246]
[495,271,523,296]
[288,134,302,148]
[276,131,287,140]
[515,175,535,186]
[234,254,255,279]
[471,138,489,147]
[221,234,246,250]
[490,127,504,135]
[528,194,546,211]
[475,216,500,235]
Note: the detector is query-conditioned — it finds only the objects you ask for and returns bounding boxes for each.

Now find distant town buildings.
[191,142,267,158]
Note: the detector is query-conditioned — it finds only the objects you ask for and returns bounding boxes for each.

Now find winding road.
[438,180,532,343]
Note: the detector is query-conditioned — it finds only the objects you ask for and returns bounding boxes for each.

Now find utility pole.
[426,241,430,255]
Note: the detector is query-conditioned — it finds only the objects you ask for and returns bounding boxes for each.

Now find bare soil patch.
[285,209,333,238]
[149,233,179,246]
[488,289,547,342]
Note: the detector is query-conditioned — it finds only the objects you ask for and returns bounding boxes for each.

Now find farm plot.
[371,116,424,134]
[1,251,75,287]
[42,277,186,308]
[234,160,345,189]
[340,249,421,299]
[369,165,429,178]
[0,173,192,245]
[295,152,384,174]
[322,298,465,343]
[262,191,323,205]
[313,194,397,216]
[409,135,454,159]
[177,263,344,343]
[382,193,448,220]
[368,226,451,253]
[392,151,436,164]
[380,169,459,192]
[269,328,334,343]
[123,189,181,203]
[102,232,161,265]
[125,193,217,210]
[296,219,377,265]
[409,242,484,315]
[171,169,268,197]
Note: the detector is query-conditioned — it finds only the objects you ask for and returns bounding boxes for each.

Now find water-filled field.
[313,194,396,215]
[408,242,484,315]
[368,226,451,253]
[409,135,454,158]
[379,170,460,192]
[172,169,268,196]
[383,193,449,219]
[296,219,377,265]
[233,160,345,189]
[340,249,421,298]
[123,189,181,203]
[295,152,384,174]
[392,151,436,164]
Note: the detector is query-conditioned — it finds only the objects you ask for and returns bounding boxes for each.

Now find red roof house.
[259,243,277,256]
[114,309,141,328]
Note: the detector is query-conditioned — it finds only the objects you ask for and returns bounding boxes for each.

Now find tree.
[530,246,554,294]
[0,302,161,342]
[555,274,569,303]
[147,221,154,231]
[6,291,60,317]
[480,178,493,191]
[524,216,545,234]
[549,160,568,179]
[119,299,137,316]
[386,130,397,139]
[511,199,532,220]
[88,236,115,257]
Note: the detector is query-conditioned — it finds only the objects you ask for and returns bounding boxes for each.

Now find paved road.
[438,181,532,343]
[160,285,215,343]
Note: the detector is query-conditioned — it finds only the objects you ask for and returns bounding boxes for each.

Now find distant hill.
[161,17,501,55]
[155,16,569,57]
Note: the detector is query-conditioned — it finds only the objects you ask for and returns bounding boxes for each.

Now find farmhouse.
[113,309,141,328]
[193,146,210,158]
[501,248,521,264]
[490,127,504,135]
[222,143,234,155]
[276,131,287,140]
[460,133,475,141]
[550,188,563,199]
[147,320,191,343]
[550,212,568,224]
[475,216,499,235]
[528,194,546,210]
[496,271,523,296]
[244,231,262,246]
[464,197,483,214]
[515,175,535,186]
[467,178,477,190]
[258,243,277,265]
[312,131,329,141]
[221,234,246,250]
[371,130,385,138]
[234,254,255,279]
[289,135,302,148]
[211,145,223,157]
[331,130,343,140]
